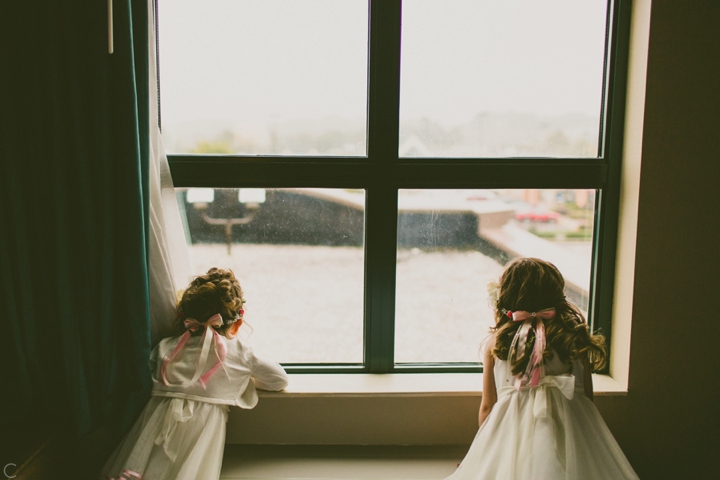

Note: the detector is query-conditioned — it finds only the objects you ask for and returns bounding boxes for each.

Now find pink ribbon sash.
[160,313,228,389]
[508,307,556,389]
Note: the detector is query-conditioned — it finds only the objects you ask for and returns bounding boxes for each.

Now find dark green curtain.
[1,0,152,449]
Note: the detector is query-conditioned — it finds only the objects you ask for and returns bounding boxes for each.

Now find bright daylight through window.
[159,0,628,373]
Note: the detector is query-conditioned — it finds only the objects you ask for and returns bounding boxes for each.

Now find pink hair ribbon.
[508,307,556,390]
[160,313,228,389]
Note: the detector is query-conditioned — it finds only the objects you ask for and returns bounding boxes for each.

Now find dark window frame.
[162,0,632,374]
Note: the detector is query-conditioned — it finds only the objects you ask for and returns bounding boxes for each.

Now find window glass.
[160,0,626,372]
[395,189,596,364]
[399,0,608,158]
[160,0,369,156]
[178,188,366,363]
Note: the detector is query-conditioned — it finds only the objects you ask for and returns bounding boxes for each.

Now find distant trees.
[187,112,598,157]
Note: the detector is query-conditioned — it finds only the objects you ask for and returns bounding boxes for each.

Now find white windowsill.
[256,372,628,398]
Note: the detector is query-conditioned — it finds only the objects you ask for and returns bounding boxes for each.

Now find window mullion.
[364,187,399,373]
[590,0,633,372]
[364,0,402,373]
[366,0,402,161]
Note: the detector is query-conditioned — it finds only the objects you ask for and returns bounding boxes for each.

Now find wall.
[594,0,720,477]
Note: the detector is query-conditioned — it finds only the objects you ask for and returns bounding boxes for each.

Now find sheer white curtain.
[147,0,191,345]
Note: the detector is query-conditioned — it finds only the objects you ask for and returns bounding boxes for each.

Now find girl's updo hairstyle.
[491,258,606,374]
[176,267,245,339]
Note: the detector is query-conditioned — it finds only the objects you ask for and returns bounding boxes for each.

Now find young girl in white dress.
[447,257,638,480]
[101,268,288,480]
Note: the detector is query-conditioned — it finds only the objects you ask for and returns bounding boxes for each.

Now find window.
[159,0,630,373]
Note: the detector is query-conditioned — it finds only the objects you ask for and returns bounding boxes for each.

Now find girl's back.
[445,258,638,479]
[101,268,288,480]
[152,333,287,408]
[452,354,636,479]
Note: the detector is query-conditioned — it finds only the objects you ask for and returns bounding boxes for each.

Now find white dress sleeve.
[249,352,289,391]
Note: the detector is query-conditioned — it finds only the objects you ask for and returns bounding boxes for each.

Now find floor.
[220,445,469,480]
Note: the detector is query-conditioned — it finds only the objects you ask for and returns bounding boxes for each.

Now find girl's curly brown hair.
[491,258,606,375]
[175,267,245,339]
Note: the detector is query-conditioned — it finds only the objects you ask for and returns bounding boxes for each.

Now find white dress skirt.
[102,396,228,480]
[101,333,289,480]
[446,357,639,480]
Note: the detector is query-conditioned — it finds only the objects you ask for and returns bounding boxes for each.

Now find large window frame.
[162,0,632,374]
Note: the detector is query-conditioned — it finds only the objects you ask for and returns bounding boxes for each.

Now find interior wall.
[594,1,720,477]
[227,396,481,445]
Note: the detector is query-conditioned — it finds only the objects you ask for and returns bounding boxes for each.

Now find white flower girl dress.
[446,353,639,479]
[101,321,287,480]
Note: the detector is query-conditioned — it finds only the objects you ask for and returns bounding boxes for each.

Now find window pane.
[399,1,608,158]
[178,188,366,363]
[160,1,369,156]
[395,189,596,364]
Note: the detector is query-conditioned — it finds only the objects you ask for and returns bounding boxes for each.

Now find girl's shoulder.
[157,332,248,355]
[482,333,498,360]
[157,334,181,351]
[224,334,249,350]
[223,335,257,363]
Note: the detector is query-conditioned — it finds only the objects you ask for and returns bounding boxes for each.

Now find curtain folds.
[1,0,156,441]
[147,0,191,346]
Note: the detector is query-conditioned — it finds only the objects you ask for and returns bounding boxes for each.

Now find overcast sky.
[158,0,608,130]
